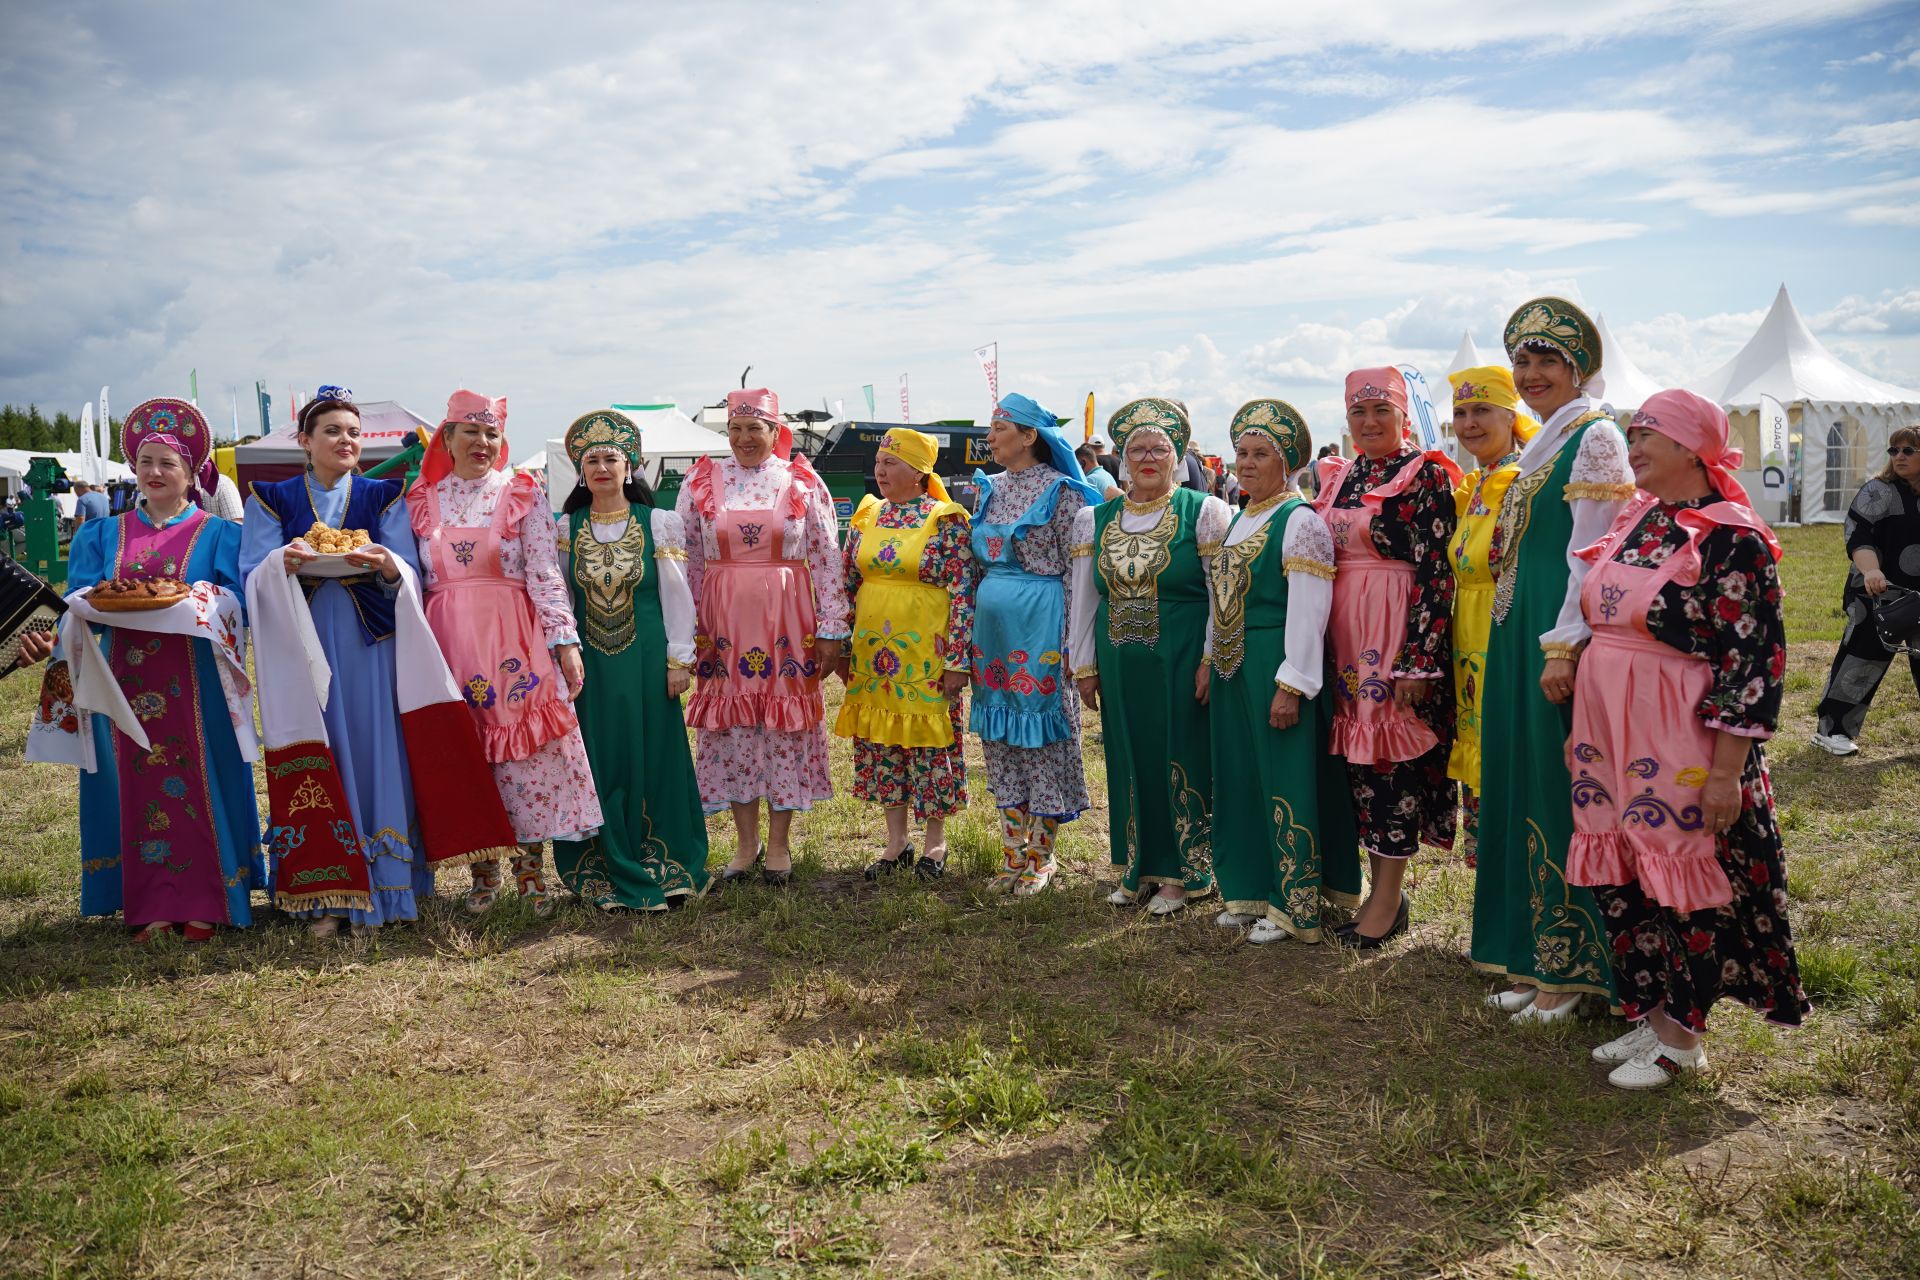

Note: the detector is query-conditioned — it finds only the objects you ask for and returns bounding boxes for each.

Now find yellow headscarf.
[1448,365,1538,442]
[877,427,950,502]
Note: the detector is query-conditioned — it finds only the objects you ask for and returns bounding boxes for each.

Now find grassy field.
[0,523,1915,1279]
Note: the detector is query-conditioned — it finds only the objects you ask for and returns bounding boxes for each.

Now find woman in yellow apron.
[834,428,974,879]
[1446,366,1534,869]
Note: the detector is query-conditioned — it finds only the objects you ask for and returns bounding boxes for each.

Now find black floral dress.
[1589,499,1808,1030]
[1328,447,1459,857]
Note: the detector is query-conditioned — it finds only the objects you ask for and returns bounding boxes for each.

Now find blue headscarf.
[988,393,1104,505]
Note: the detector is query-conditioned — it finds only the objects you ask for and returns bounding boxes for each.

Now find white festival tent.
[0,449,134,496]
[233,400,431,466]
[1447,331,1486,374]
[538,403,729,512]
[1592,314,1665,414]
[1690,285,1920,524]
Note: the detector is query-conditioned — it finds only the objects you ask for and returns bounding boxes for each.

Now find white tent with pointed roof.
[1447,330,1485,374]
[1690,285,1920,523]
[1593,313,1665,414]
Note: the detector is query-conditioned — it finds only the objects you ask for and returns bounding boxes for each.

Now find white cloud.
[1834,116,1920,155]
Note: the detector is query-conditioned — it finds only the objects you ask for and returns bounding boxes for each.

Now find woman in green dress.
[1069,398,1233,916]
[1472,298,1636,1021]
[552,410,710,910]
[1206,400,1361,944]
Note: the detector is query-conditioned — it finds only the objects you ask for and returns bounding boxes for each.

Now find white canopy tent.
[0,449,133,496]
[538,403,729,512]
[1447,331,1487,374]
[233,399,430,466]
[1690,285,1920,524]
[1593,313,1665,414]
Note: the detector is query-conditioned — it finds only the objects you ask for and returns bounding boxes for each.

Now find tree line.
[0,404,126,459]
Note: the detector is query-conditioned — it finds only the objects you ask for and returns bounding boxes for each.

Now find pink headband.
[727,387,792,459]
[442,389,507,429]
[1345,366,1409,416]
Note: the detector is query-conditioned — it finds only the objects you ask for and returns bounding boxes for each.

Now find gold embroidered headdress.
[564,410,642,468]
[1503,297,1603,386]
[1228,399,1312,472]
[1107,397,1191,460]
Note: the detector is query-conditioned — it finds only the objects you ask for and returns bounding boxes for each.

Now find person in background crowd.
[1312,368,1461,949]
[678,388,850,887]
[412,389,602,914]
[73,479,109,527]
[835,428,974,880]
[1565,389,1806,1088]
[968,393,1102,895]
[553,410,709,911]
[1445,366,1536,865]
[242,385,429,937]
[1071,398,1232,916]
[1208,399,1357,943]
[1075,444,1124,502]
[1473,297,1635,1024]
[1812,424,1920,756]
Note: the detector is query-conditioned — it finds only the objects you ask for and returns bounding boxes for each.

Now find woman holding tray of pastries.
[552,409,710,911]
[61,399,261,941]
[411,389,602,915]
[240,385,431,936]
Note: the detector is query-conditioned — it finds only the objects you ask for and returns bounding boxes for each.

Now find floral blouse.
[843,495,976,667]
[1328,446,1458,679]
[422,470,579,648]
[1607,498,1786,738]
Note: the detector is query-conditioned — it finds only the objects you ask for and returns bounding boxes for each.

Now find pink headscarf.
[1629,388,1781,562]
[415,389,510,491]
[727,387,792,460]
[1345,367,1410,418]
[122,398,219,502]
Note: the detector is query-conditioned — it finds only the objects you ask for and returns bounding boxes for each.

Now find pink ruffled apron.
[687,475,823,732]
[1318,454,1440,766]
[420,482,577,764]
[1565,502,1733,912]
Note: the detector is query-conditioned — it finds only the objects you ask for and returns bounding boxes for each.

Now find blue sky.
[3,0,1917,455]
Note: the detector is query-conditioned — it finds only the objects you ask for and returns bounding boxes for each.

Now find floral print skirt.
[852,698,967,821]
[492,726,604,845]
[695,723,833,814]
[1590,751,1808,1031]
[1345,740,1455,860]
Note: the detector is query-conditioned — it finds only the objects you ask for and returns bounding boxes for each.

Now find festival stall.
[232,400,430,489]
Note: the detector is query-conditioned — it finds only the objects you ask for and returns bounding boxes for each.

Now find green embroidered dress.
[553,505,710,910]
[1206,494,1360,940]
[1471,407,1633,996]
[1069,488,1228,896]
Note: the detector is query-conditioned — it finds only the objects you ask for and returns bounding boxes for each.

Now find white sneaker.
[1510,994,1583,1025]
[1591,1021,1658,1065]
[1607,1041,1707,1090]
[1107,888,1138,907]
[1147,894,1187,917]
[1247,920,1291,945]
[1216,910,1258,928]
[1811,732,1860,757]
[1486,987,1537,1013]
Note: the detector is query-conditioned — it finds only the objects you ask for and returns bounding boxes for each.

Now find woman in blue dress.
[240,386,429,937]
[967,393,1103,895]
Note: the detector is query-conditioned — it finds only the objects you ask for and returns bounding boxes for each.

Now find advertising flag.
[973,342,999,411]
[898,374,910,423]
[862,384,876,419]
[1758,394,1790,499]
[189,368,199,405]
[1395,364,1446,452]
[1085,392,1095,442]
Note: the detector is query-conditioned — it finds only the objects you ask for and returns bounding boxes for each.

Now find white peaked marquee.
[1447,330,1486,375]
[1691,285,1920,524]
[1593,313,1665,414]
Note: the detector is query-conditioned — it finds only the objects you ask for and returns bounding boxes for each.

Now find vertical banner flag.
[99,387,111,460]
[973,342,999,416]
[862,384,876,419]
[230,390,242,443]
[1085,392,1096,442]
[833,399,845,421]
[189,369,199,405]
[1757,394,1789,499]
[79,403,99,484]
[898,374,910,423]
[256,381,272,435]
[1396,364,1445,452]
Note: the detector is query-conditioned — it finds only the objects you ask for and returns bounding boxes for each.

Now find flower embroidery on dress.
[499,657,541,703]
[130,690,167,721]
[1599,582,1628,621]
[738,522,764,548]
[137,838,172,866]
[740,646,771,677]
[452,540,477,567]
[463,674,496,709]
[161,776,187,798]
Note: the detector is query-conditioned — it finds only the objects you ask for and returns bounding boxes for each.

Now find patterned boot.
[991,808,1028,892]
[1014,815,1060,897]
[465,860,502,915]
[510,848,554,917]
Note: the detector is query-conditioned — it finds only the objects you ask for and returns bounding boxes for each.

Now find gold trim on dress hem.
[1468,959,1619,1002]
[1563,481,1636,503]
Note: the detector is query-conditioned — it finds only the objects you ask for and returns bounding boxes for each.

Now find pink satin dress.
[1319,454,1441,766]
[1565,499,1734,913]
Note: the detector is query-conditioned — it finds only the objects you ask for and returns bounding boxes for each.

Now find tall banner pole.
[99,387,111,460]
[1084,392,1095,442]
[189,368,199,406]
[79,402,98,484]
[1758,394,1789,503]
[972,342,999,420]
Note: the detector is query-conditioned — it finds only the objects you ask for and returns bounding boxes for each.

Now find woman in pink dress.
[1312,368,1461,948]
[676,388,850,886]
[410,390,603,914]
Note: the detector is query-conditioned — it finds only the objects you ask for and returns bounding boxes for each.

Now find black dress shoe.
[863,844,917,881]
[1336,892,1409,950]
[717,848,764,885]
[761,866,793,888]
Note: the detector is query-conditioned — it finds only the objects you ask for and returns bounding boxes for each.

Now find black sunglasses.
[1890,445,1919,458]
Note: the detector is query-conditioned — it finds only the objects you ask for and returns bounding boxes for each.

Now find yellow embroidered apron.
[1448,461,1520,789]
[833,497,967,748]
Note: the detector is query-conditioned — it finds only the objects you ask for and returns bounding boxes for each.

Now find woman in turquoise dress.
[65,399,260,941]
[552,410,709,911]
[240,386,429,937]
